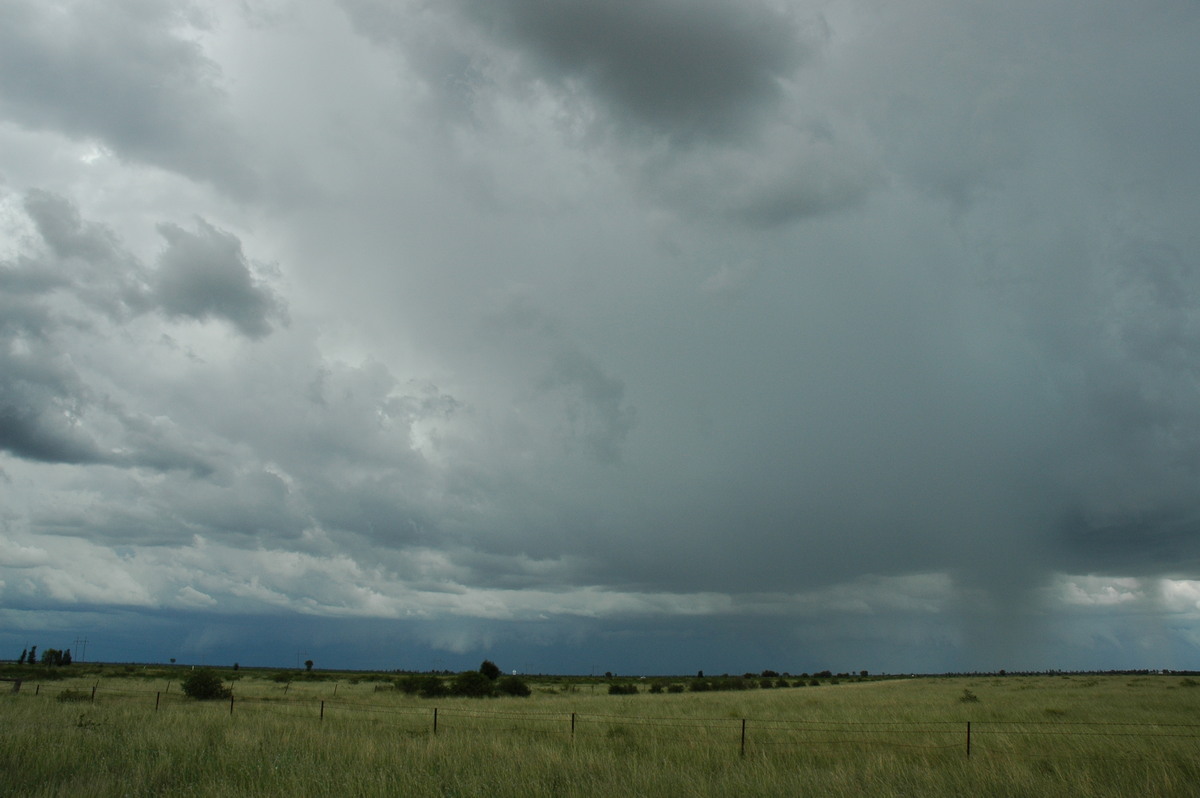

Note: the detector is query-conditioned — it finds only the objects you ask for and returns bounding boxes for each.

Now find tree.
[181,669,232,700]
[62,649,72,665]
[18,648,27,665]
[305,659,314,672]
[28,646,36,664]
[479,660,501,681]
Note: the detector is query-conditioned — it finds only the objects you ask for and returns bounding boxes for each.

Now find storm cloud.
[2,0,1199,675]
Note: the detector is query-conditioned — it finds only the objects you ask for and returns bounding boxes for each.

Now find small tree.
[18,648,27,665]
[479,660,501,680]
[305,659,314,672]
[181,669,232,700]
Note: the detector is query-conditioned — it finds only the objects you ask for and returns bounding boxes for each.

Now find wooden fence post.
[155,692,161,711]
[966,722,971,758]
[740,719,747,757]
[571,712,576,739]
[229,695,234,716]
[320,700,325,721]
[433,707,438,735]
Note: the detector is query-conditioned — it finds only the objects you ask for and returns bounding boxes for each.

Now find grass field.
[3,669,1199,796]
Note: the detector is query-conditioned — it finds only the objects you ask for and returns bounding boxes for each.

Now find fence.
[12,682,1200,762]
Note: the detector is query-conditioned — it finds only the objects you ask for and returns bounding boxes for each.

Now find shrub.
[181,669,232,701]
[608,683,638,695]
[479,660,501,681]
[667,683,685,693]
[496,675,531,697]
[399,674,450,697]
[451,670,494,698]
[960,688,980,703]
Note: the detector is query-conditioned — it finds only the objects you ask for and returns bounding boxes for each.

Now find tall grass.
[3,674,1199,796]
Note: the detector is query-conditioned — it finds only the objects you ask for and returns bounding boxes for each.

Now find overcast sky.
[2,0,1199,675]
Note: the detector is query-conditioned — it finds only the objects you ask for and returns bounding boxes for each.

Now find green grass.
[3,673,1200,796]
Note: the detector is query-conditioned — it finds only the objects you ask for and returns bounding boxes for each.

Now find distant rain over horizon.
[2,0,1200,674]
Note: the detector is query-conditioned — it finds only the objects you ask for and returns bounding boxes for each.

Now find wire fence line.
[13,682,1200,761]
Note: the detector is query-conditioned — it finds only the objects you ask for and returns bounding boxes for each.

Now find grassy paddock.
[3,673,1200,796]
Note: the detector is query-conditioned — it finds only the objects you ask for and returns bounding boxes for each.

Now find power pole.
[73,637,89,663]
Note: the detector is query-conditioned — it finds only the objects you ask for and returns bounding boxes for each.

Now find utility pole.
[73,637,89,663]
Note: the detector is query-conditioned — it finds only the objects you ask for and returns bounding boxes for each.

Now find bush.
[608,683,638,695]
[479,660,501,680]
[181,669,232,700]
[398,674,450,698]
[451,670,494,698]
[496,675,532,697]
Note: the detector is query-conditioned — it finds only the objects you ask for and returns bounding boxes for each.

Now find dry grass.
[3,673,1199,796]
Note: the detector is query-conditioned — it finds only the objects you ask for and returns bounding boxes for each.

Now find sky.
[1,0,1199,676]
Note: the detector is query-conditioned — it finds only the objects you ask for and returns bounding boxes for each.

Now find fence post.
[230,695,235,716]
[90,685,96,704]
[35,684,40,696]
[966,721,971,758]
[320,700,325,721]
[156,692,161,711]
[433,707,438,735]
[571,712,576,739]
[741,719,747,757]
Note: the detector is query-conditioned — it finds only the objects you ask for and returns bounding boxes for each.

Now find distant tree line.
[16,646,72,666]
[396,660,531,698]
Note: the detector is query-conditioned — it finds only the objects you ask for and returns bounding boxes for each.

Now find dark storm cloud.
[22,190,153,321]
[153,219,285,339]
[338,0,865,228]
[0,381,107,465]
[0,0,254,194]
[5,0,1200,675]
[456,0,810,142]
[0,191,275,471]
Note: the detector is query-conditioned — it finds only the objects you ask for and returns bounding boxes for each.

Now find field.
[3,668,1200,797]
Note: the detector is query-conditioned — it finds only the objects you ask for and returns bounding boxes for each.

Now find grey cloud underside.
[338,0,868,228]
[456,0,809,142]
[0,192,281,470]
[0,0,254,195]
[154,220,284,340]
